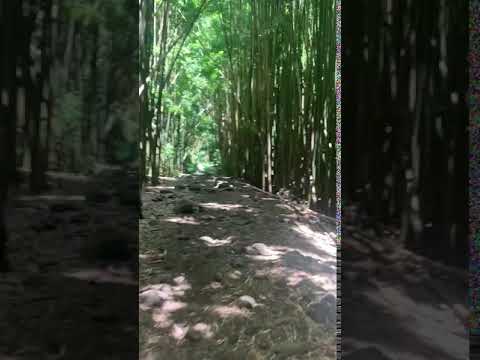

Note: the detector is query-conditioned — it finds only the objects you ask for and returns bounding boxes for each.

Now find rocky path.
[139,175,337,360]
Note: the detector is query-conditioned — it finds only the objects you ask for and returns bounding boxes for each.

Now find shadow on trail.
[1,168,139,359]
[140,175,337,360]
[342,226,468,360]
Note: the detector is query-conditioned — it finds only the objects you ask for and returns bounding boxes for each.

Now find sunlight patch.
[190,322,214,339]
[286,270,311,286]
[158,177,176,181]
[158,186,176,191]
[256,265,336,292]
[246,243,284,261]
[275,203,295,211]
[292,223,336,257]
[140,279,192,310]
[204,281,223,290]
[210,305,250,318]
[199,202,244,211]
[171,323,189,341]
[162,300,188,313]
[310,274,336,292]
[152,310,173,329]
[164,217,200,225]
[199,235,234,247]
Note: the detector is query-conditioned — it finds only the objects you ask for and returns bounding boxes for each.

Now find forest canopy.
[140,0,337,215]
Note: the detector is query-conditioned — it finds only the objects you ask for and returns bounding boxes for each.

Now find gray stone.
[307,293,336,327]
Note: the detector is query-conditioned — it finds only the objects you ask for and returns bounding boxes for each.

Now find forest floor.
[139,175,337,360]
[0,171,468,360]
[0,169,138,360]
[342,222,469,359]
[141,175,470,360]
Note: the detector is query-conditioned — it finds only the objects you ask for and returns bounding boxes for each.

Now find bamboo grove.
[140,0,337,216]
[1,0,138,192]
[342,0,468,267]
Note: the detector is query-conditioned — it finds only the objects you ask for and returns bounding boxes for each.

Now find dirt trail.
[342,223,469,360]
[140,175,337,360]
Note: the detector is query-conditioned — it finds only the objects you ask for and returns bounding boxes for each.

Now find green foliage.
[57,92,83,138]
[67,1,105,26]
[150,3,226,176]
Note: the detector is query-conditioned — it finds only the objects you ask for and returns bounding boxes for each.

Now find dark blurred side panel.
[342,0,468,359]
[0,1,138,358]
[470,0,480,358]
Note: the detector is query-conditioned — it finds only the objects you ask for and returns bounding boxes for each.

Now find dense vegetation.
[342,0,468,267]
[1,0,137,188]
[0,0,138,270]
[140,0,337,215]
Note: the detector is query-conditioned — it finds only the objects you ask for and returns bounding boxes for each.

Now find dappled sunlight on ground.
[140,175,337,359]
[243,239,337,293]
[162,300,189,313]
[210,305,251,319]
[199,202,244,211]
[275,203,296,211]
[171,323,189,342]
[309,274,336,291]
[139,275,222,344]
[198,235,234,247]
[255,264,336,292]
[285,269,315,287]
[203,281,223,290]
[152,310,174,329]
[292,223,336,257]
[163,217,201,225]
[140,276,191,311]
[259,197,277,201]
[158,177,177,181]
[155,186,175,191]
[190,322,215,339]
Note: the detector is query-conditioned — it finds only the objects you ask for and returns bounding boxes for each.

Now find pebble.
[237,295,258,309]
[227,270,242,280]
[139,289,165,307]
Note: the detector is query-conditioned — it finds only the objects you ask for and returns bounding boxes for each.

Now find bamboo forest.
[0,0,474,359]
[342,1,469,359]
[139,0,337,358]
[140,0,336,216]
